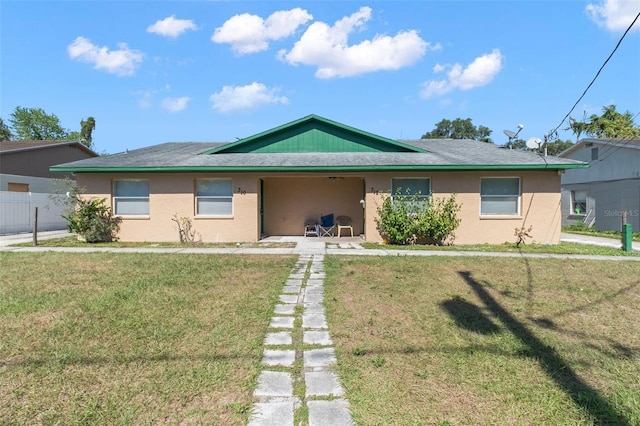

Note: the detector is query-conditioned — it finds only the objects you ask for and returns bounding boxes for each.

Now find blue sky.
[1,0,639,154]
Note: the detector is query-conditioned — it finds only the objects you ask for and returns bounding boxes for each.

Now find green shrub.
[63,196,121,243]
[375,191,461,245]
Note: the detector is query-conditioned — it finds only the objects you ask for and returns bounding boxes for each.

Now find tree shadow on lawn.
[456,270,631,425]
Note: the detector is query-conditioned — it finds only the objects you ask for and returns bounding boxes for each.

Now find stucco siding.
[77,170,562,245]
[364,171,561,245]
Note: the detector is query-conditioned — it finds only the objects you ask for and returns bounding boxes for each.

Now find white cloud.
[586,0,640,32]
[278,6,432,78]
[67,36,143,76]
[420,49,504,98]
[212,8,313,54]
[147,15,197,38]
[161,96,190,112]
[209,82,289,112]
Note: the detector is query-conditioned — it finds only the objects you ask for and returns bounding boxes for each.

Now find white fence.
[0,191,68,235]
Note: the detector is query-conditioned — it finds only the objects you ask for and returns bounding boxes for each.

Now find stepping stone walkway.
[248,254,354,426]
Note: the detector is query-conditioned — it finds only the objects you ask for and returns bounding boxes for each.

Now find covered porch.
[260,175,366,238]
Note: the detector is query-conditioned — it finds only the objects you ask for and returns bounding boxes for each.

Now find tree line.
[421,105,639,156]
[0,107,95,149]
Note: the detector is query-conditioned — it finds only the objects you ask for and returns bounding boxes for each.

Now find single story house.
[559,138,640,232]
[51,115,587,244]
[0,140,98,193]
[1,140,98,234]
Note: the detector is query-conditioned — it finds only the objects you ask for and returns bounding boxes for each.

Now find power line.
[546,12,640,140]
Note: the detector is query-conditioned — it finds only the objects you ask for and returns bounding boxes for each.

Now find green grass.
[564,228,640,242]
[362,241,640,256]
[0,252,296,425]
[20,236,296,248]
[324,256,640,425]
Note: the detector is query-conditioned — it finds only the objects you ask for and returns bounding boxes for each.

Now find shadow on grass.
[458,270,630,425]
[440,296,501,335]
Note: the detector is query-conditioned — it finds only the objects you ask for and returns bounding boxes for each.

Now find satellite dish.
[503,130,516,139]
[526,137,542,149]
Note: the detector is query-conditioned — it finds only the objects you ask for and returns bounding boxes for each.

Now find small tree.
[376,191,461,245]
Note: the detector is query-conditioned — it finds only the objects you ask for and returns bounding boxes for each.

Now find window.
[571,190,587,215]
[480,177,520,215]
[591,147,599,161]
[8,182,29,192]
[391,178,431,210]
[196,179,233,216]
[113,179,149,215]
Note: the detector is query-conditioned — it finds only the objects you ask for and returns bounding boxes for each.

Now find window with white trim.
[571,190,587,215]
[113,179,149,215]
[196,179,233,216]
[391,178,431,209]
[480,177,520,215]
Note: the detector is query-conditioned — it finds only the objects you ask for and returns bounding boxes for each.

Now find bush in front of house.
[63,196,121,243]
[376,191,461,245]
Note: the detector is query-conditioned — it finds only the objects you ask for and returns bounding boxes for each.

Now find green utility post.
[622,223,632,252]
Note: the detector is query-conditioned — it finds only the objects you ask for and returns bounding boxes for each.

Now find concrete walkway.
[248,254,354,425]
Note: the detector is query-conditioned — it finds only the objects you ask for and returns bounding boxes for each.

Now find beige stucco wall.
[77,173,259,242]
[77,170,561,245]
[364,171,561,245]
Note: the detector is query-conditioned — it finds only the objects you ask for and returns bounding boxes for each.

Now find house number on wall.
[237,187,247,195]
[370,187,379,195]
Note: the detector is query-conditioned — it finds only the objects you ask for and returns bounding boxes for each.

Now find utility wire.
[546,11,640,140]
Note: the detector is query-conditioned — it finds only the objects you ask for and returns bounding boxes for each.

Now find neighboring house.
[559,138,640,232]
[51,115,586,245]
[0,140,98,234]
[0,140,98,192]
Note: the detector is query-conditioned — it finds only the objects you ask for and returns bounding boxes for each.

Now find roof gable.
[203,114,426,154]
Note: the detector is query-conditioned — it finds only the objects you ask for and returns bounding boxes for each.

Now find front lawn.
[324,256,640,425]
[0,252,295,424]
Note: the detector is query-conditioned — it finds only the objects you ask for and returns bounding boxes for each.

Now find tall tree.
[9,106,68,140]
[568,105,640,140]
[80,116,96,147]
[422,118,493,143]
[0,118,12,141]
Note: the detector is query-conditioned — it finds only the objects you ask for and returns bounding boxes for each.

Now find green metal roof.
[202,114,426,154]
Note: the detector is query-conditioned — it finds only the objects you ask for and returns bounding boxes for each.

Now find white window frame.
[571,190,587,215]
[195,178,233,217]
[480,177,520,216]
[113,179,149,216]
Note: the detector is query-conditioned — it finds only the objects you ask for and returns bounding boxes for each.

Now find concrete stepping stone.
[304,293,324,304]
[302,313,327,329]
[303,330,332,345]
[305,371,344,397]
[248,400,296,426]
[270,317,295,328]
[289,273,305,279]
[265,331,292,345]
[274,304,295,315]
[304,348,336,368]
[304,304,325,314]
[305,286,324,294]
[285,279,303,286]
[263,349,295,367]
[255,371,293,397]
[282,285,301,294]
[308,399,354,426]
[306,279,324,287]
[279,295,298,304]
